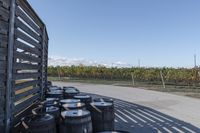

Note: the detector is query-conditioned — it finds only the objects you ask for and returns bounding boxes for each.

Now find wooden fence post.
[131,72,135,87]
[160,71,166,89]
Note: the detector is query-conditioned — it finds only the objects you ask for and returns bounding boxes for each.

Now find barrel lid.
[47,81,52,84]
[91,102,113,107]
[97,131,129,133]
[64,86,79,91]
[63,86,76,89]
[74,95,91,99]
[64,89,79,94]
[22,114,54,126]
[32,106,43,114]
[60,99,80,104]
[62,103,85,109]
[41,100,58,105]
[94,98,114,103]
[46,106,59,112]
[61,110,90,118]
[46,98,59,101]
[49,86,61,90]
[47,90,63,94]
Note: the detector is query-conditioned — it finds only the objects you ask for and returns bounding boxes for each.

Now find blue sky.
[28,0,200,67]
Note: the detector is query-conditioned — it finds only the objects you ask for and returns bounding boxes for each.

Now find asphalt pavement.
[53,81,200,129]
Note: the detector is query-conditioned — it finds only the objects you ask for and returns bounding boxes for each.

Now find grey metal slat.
[13,102,38,125]
[16,0,44,28]
[0,91,5,96]
[0,106,4,113]
[15,87,40,102]
[14,94,40,114]
[0,29,7,35]
[0,54,6,60]
[0,6,9,21]
[0,73,6,81]
[0,20,9,35]
[13,62,40,70]
[15,17,42,42]
[13,72,40,80]
[15,6,42,35]
[0,69,5,74]
[0,82,5,87]
[0,0,10,9]
[14,40,41,56]
[15,80,39,91]
[15,29,41,49]
[0,118,4,125]
[0,34,8,42]
[0,61,6,69]
[0,80,5,85]
[0,40,7,48]
[14,51,41,63]
[0,47,7,55]
[0,56,6,61]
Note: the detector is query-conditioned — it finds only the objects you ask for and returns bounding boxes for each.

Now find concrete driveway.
[53,81,200,129]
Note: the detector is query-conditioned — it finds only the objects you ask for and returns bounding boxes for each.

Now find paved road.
[53,81,200,128]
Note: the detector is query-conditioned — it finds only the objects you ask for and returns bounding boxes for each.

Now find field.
[48,77,200,99]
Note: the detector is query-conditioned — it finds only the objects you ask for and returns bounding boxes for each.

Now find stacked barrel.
[20,81,129,133]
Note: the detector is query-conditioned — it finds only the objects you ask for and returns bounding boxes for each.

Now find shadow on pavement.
[85,93,200,133]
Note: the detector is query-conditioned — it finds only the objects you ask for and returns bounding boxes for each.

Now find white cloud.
[48,56,132,68]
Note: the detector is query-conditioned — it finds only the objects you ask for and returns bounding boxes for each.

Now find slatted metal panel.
[0,0,49,132]
[13,0,48,127]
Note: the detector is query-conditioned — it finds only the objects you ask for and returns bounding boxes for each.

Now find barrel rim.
[61,110,90,118]
[60,99,81,104]
[21,113,55,126]
[91,102,113,107]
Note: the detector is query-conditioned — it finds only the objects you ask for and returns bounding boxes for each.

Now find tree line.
[48,66,200,86]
